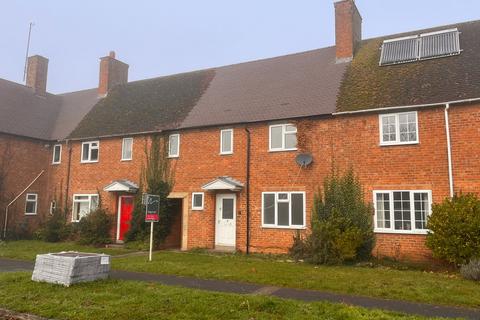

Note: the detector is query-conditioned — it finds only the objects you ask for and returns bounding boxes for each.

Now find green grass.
[0,273,439,320]
[112,250,480,309]
[2,241,479,309]
[0,240,134,261]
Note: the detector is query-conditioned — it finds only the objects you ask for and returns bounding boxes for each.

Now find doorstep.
[213,245,236,253]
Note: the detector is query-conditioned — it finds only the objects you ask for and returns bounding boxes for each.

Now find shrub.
[77,208,113,246]
[125,136,175,247]
[460,259,480,281]
[37,208,71,242]
[290,169,374,264]
[426,194,480,265]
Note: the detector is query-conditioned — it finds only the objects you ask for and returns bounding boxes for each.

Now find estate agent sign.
[145,194,160,222]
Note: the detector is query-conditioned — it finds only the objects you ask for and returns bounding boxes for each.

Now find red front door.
[118,196,134,241]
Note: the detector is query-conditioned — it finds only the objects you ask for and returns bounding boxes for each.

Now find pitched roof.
[68,47,345,139]
[69,70,215,139]
[0,79,99,141]
[336,20,480,112]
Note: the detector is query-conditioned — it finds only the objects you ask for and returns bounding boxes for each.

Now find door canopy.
[103,180,139,193]
[202,176,244,192]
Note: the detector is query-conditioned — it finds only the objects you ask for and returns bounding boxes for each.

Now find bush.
[37,209,71,242]
[426,194,480,265]
[290,169,374,265]
[77,208,113,246]
[460,259,480,281]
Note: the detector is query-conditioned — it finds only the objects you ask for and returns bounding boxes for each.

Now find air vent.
[380,28,461,66]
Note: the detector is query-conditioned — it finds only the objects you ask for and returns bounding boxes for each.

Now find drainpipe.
[3,170,45,239]
[65,141,72,210]
[444,104,454,198]
[244,127,251,254]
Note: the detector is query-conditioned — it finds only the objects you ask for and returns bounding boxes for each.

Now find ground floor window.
[262,192,305,228]
[72,194,99,222]
[373,190,431,234]
[25,193,38,215]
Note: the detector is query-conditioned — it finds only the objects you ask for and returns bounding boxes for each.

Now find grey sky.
[1,1,479,94]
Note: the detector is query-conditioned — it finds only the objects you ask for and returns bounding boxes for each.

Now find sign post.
[144,194,160,262]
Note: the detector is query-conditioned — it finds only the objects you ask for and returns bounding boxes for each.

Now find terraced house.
[1,0,480,262]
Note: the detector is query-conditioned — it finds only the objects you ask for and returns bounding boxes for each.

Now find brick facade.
[3,103,479,263]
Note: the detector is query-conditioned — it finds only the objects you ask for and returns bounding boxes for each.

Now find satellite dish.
[295,153,313,167]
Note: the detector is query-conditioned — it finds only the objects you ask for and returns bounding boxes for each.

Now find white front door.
[215,194,236,247]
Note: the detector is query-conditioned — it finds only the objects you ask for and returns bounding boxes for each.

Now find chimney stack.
[98,51,129,96]
[334,0,362,63]
[26,55,49,96]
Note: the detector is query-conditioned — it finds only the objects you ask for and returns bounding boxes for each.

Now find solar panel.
[419,29,461,60]
[379,28,461,66]
[380,36,419,65]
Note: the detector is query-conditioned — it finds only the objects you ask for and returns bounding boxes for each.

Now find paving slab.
[1,258,479,319]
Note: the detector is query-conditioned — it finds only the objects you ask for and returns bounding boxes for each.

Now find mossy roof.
[336,20,480,112]
[69,70,215,139]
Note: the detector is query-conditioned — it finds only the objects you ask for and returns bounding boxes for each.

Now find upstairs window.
[220,129,233,155]
[81,141,99,163]
[25,193,38,215]
[262,192,305,228]
[374,190,431,234]
[380,112,418,145]
[122,138,133,161]
[269,124,297,151]
[168,134,180,158]
[72,194,99,222]
[52,144,62,164]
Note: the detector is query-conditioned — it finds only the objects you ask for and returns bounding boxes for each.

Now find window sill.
[51,162,61,165]
[379,141,419,147]
[374,229,428,235]
[192,208,204,211]
[121,159,132,162]
[268,148,298,153]
[262,225,306,230]
[80,160,99,164]
[168,156,179,159]
[24,213,37,216]
[219,152,233,156]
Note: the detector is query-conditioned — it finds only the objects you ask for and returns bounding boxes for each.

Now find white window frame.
[52,144,62,164]
[269,124,297,152]
[168,134,180,158]
[121,137,133,161]
[220,129,234,155]
[261,191,306,229]
[373,190,432,235]
[72,194,99,222]
[191,192,204,211]
[379,111,419,146]
[25,193,38,215]
[81,141,100,163]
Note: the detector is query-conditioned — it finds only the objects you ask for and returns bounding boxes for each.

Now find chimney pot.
[26,55,49,96]
[98,51,129,96]
[334,0,362,63]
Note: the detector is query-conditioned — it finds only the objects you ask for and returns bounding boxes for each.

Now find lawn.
[0,272,440,320]
[1,240,480,309]
[0,240,133,261]
[112,251,480,309]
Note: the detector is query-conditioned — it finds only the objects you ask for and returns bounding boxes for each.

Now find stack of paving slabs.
[31,251,110,286]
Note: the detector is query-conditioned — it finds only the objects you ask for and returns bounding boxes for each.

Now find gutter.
[333,97,480,116]
[244,127,251,254]
[444,104,454,198]
[3,170,45,239]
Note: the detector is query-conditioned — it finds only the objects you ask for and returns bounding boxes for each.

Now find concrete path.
[1,258,479,319]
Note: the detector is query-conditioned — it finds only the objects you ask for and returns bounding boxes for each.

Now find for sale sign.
[145,194,160,222]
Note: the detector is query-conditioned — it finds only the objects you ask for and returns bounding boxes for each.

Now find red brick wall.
[4,103,480,263]
[0,134,51,236]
